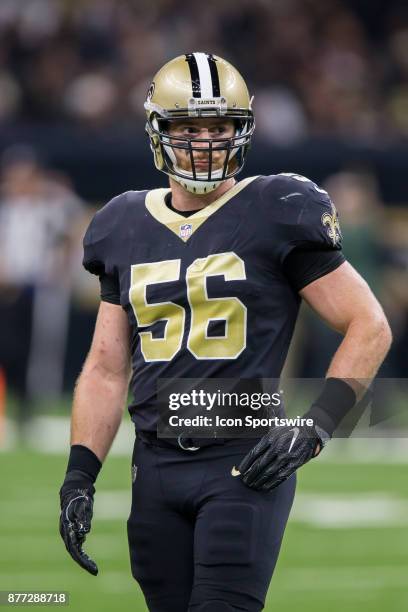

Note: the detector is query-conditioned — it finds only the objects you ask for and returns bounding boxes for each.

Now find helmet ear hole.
[234,118,243,133]
[160,119,170,134]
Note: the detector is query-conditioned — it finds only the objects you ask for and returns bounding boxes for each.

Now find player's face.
[167,118,235,173]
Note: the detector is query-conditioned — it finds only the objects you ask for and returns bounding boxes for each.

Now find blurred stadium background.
[0,0,407,610]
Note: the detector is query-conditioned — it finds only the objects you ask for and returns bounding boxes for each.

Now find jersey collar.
[145,176,259,242]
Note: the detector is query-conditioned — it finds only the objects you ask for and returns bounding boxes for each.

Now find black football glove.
[237,423,329,491]
[59,470,98,576]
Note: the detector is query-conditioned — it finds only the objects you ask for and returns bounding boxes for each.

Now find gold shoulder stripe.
[145,176,259,242]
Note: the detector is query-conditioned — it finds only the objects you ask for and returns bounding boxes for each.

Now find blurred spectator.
[324,171,383,292]
[254,87,308,145]
[0,0,407,142]
[0,146,84,425]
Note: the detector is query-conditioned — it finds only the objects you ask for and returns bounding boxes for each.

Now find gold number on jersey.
[129,252,247,361]
[186,252,246,359]
[129,260,185,361]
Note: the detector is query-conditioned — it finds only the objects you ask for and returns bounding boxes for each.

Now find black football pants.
[127,437,296,611]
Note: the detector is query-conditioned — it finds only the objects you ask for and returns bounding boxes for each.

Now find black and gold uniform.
[83,173,344,434]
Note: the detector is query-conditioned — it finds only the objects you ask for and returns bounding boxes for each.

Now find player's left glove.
[237,423,329,491]
[237,378,358,492]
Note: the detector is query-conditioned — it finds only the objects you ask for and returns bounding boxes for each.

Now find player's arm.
[301,260,392,383]
[238,264,392,491]
[59,301,131,575]
[70,301,131,459]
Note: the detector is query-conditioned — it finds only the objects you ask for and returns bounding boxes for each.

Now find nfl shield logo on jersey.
[180,223,193,239]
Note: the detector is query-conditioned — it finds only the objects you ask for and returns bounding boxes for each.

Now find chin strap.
[172,170,225,195]
[171,172,227,195]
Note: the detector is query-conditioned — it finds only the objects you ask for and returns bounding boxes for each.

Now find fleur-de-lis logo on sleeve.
[321,202,342,246]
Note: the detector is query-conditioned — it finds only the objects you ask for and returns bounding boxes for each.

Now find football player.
[59,53,392,611]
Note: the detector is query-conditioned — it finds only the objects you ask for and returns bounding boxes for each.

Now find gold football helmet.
[144,52,255,194]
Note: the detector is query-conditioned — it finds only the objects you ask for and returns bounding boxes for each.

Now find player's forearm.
[70,361,130,462]
[327,313,392,392]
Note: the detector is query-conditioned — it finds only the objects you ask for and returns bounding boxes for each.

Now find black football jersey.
[83,174,343,432]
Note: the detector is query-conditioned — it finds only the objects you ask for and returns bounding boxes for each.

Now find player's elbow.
[357,309,392,356]
[84,348,131,385]
[373,314,393,354]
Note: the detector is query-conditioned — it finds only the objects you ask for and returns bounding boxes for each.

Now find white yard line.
[76,489,408,528]
[3,488,406,528]
[292,492,408,527]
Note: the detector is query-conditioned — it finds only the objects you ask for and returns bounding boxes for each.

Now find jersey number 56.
[129,252,247,361]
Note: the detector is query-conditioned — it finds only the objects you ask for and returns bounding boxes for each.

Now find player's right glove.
[59,445,102,576]
[59,472,98,575]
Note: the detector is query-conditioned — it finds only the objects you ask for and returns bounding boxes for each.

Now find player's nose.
[194,130,211,147]
[193,131,222,156]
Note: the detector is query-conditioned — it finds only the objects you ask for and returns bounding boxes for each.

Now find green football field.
[0,450,407,612]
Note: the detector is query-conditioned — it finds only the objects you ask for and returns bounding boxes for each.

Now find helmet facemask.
[146,113,255,195]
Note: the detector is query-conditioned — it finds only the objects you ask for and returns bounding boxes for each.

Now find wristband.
[66,444,102,484]
[304,377,357,437]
